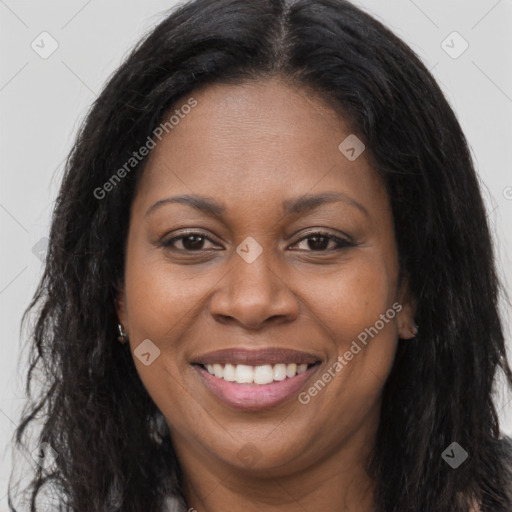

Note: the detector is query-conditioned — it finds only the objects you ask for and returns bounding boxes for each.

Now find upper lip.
[192,348,321,366]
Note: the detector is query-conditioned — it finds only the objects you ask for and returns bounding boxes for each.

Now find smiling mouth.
[190,347,323,409]
[194,362,320,385]
[193,361,322,411]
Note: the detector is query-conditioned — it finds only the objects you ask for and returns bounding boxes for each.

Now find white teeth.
[273,364,287,381]
[223,363,236,381]
[203,362,315,383]
[234,364,254,383]
[286,363,297,378]
[213,363,223,378]
[297,363,308,375]
[254,365,274,385]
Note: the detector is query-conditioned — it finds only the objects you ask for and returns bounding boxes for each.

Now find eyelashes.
[290,231,354,251]
[161,232,220,252]
[159,230,355,254]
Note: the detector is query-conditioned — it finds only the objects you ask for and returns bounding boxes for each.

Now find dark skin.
[117,78,417,512]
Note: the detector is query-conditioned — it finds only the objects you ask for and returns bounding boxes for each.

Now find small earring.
[117,323,128,343]
[411,323,419,337]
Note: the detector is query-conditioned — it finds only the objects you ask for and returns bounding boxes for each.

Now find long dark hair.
[9,0,512,510]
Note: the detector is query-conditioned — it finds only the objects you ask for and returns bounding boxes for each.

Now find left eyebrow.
[144,191,369,219]
[145,194,225,218]
[282,191,369,217]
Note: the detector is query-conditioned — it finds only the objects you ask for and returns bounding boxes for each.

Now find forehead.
[135,78,387,217]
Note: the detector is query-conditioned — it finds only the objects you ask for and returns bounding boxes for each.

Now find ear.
[396,274,418,340]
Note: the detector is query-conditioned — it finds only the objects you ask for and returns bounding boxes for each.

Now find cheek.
[296,249,400,409]
[292,254,399,442]
[123,240,221,341]
[298,251,398,345]
[122,240,206,420]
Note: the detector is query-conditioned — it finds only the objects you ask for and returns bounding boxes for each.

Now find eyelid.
[160,228,354,252]
[161,229,222,249]
[290,229,354,250]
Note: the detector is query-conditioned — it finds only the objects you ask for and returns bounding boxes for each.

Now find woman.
[9,0,512,510]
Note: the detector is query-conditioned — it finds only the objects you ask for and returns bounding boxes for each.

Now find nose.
[209,251,299,330]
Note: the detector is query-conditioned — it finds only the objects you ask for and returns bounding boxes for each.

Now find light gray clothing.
[162,494,189,512]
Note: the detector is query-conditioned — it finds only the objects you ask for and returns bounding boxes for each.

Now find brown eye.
[290,231,354,252]
[162,232,220,252]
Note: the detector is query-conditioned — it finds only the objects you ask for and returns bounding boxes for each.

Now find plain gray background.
[1,0,511,509]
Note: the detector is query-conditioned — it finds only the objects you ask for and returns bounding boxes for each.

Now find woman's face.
[117,78,415,480]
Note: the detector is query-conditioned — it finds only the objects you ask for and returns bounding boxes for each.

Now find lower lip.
[193,363,321,411]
